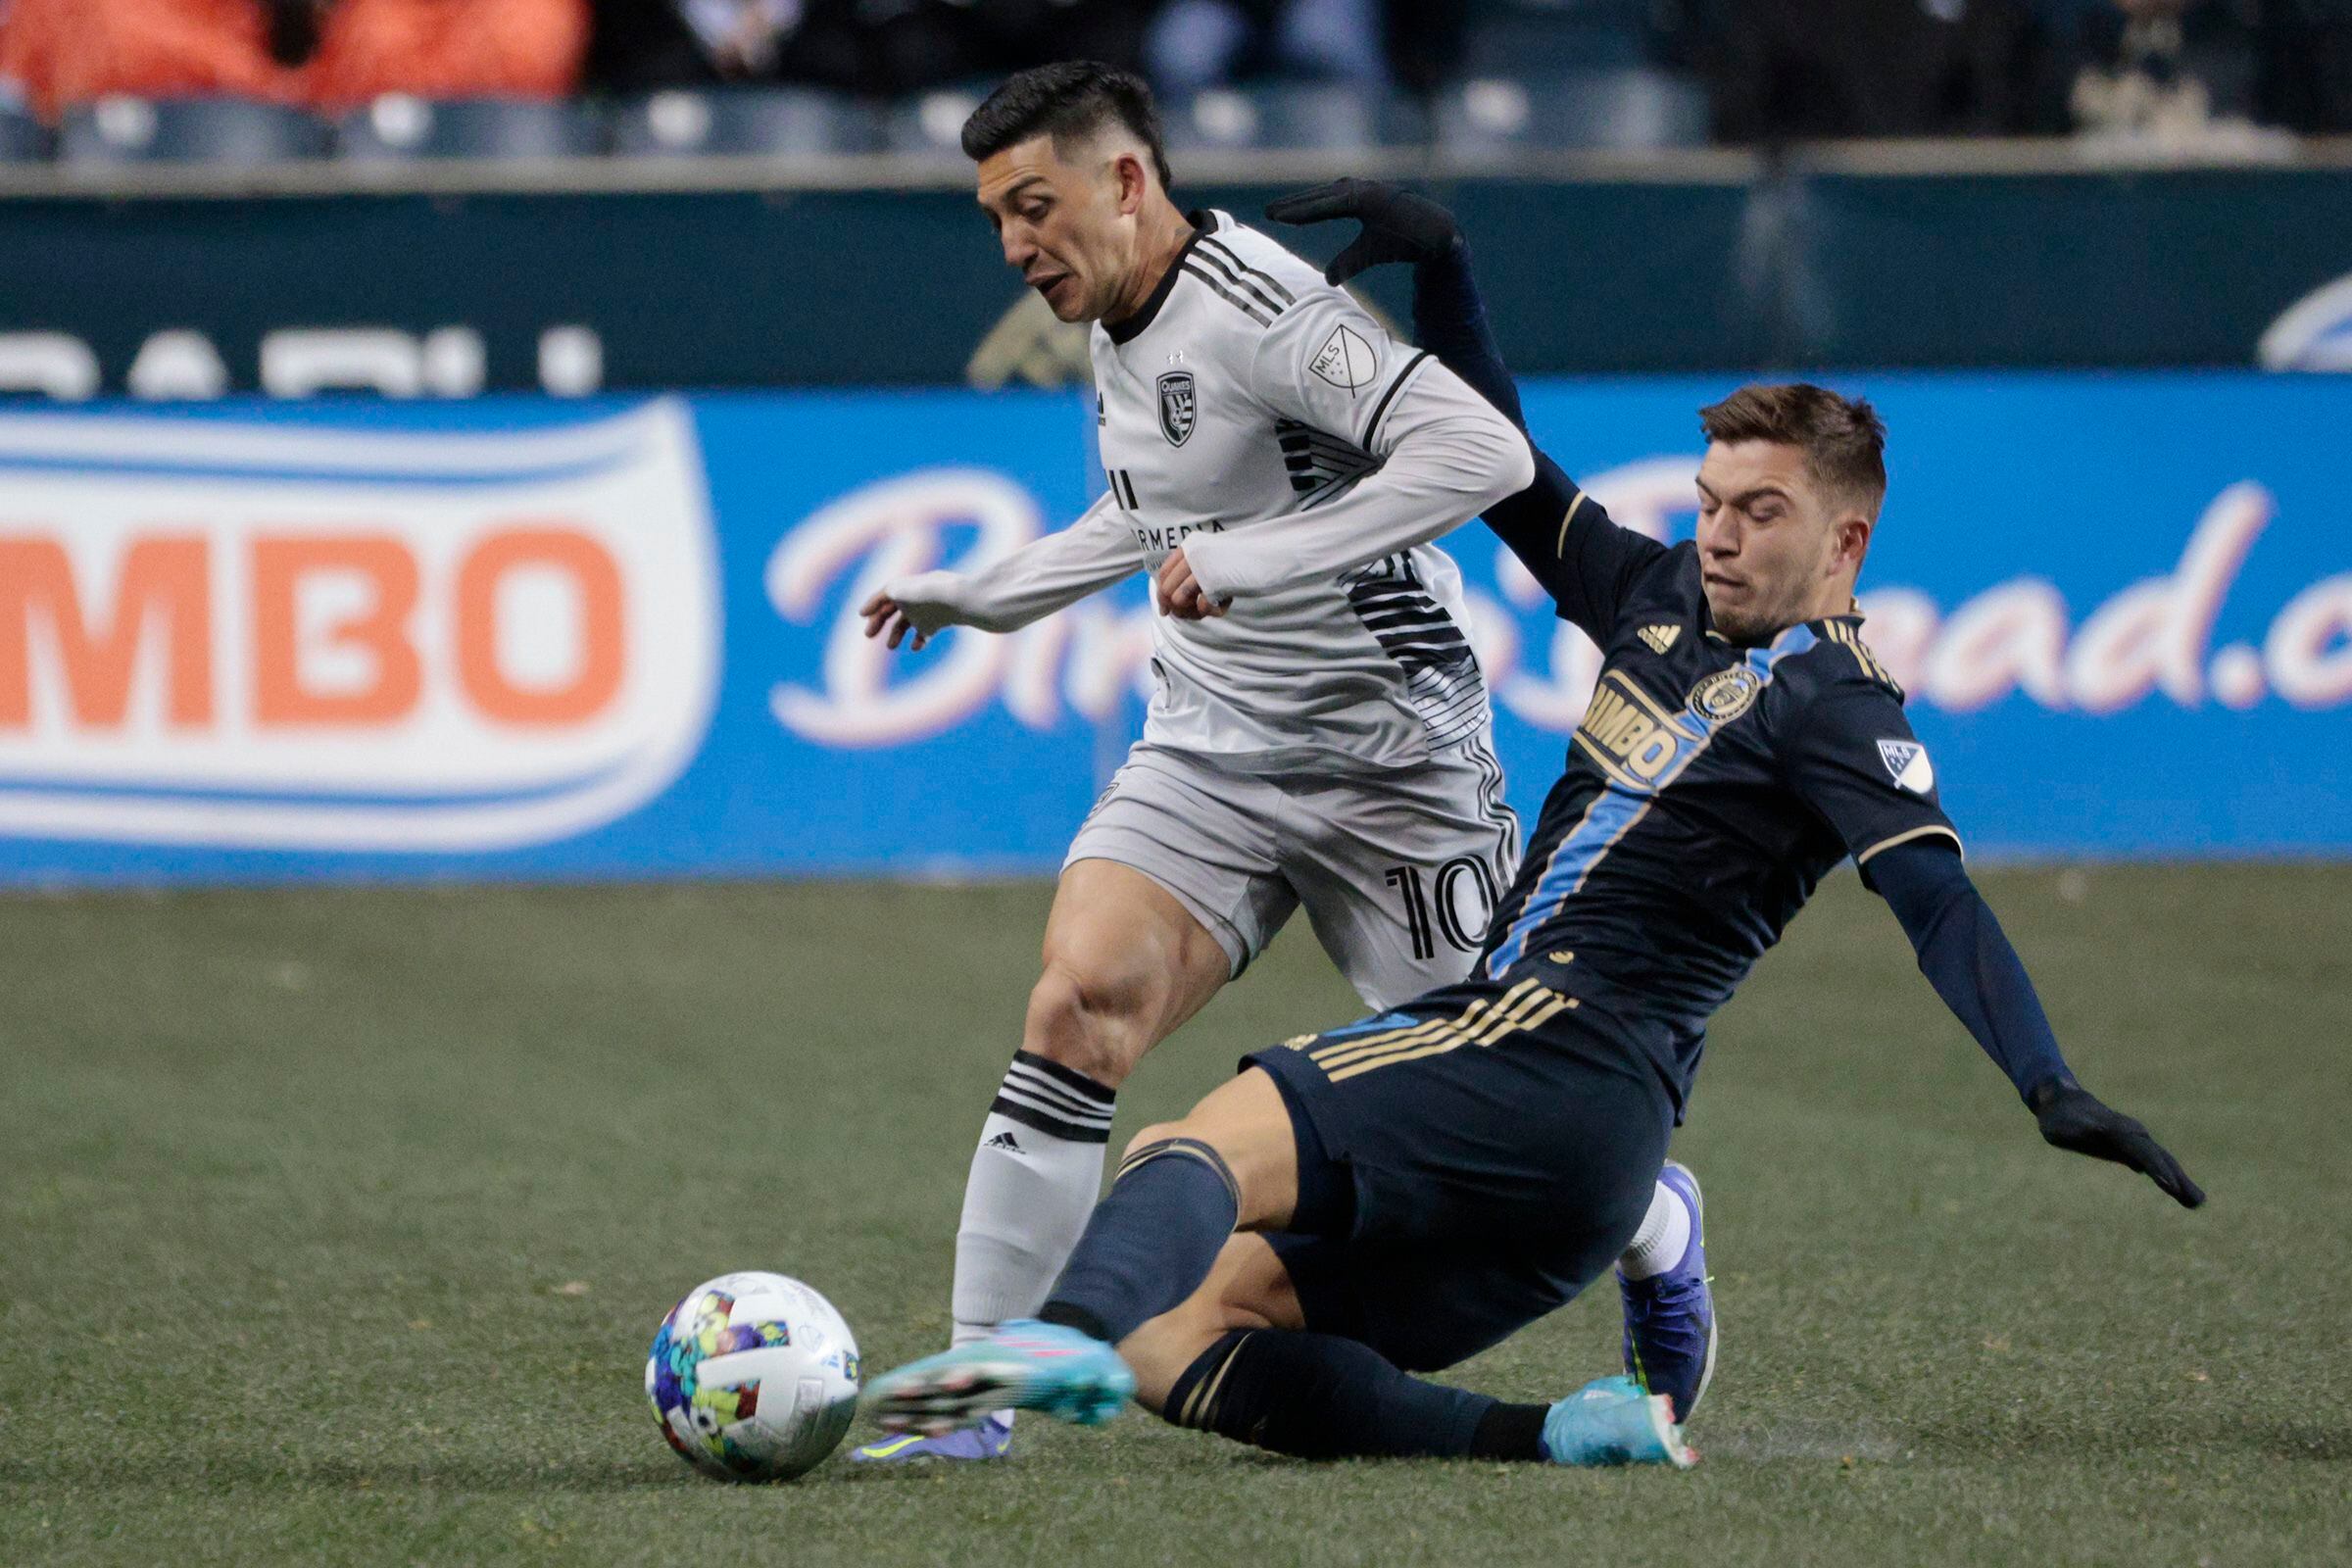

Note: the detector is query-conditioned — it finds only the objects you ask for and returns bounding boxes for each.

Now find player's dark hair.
[961,62,1174,192]
[1700,383,1887,516]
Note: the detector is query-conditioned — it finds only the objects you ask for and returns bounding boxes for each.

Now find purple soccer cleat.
[849,1413,1013,1464]
[1618,1159,1716,1424]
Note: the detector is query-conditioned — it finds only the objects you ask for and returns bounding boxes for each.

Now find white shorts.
[1062,735,1522,1011]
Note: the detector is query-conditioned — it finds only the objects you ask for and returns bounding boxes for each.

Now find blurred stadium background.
[1,3,2347,1565]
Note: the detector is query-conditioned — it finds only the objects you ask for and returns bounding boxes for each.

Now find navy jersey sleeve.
[1779,653,1961,879]
[1409,243,1666,643]
[1538,486,1671,644]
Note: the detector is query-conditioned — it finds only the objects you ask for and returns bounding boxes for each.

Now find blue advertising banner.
[0,373,2345,886]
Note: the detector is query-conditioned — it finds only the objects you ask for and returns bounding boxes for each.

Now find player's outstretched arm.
[1265,180,1661,637]
[1265,178,1525,426]
[860,492,1143,649]
[1870,839,2207,1208]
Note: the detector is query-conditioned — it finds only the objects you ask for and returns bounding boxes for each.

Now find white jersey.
[892,209,1533,773]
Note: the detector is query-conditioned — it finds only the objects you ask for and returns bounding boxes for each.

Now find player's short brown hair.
[1699,383,1887,516]
[962,62,1173,192]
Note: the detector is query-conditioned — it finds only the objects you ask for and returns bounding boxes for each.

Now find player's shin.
[1037,1138,1241,1346]
[951,1053,1118,1348]
[1163,1329,1544,1460]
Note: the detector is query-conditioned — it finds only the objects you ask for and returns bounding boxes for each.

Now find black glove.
[1263,178,1464,286]
[2028,1076,2206,1208]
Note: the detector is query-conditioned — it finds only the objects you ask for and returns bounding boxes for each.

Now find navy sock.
[1037,1138,1239,1346]
[1163,1329,1535,1460]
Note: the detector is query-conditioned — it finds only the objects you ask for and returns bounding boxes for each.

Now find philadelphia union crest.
[1157,370,1197,445]
[1688,665,1763,724]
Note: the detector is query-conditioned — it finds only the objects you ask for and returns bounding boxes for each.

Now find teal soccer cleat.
[1542,1375,1697,1468]
[864,1320,1135,1438]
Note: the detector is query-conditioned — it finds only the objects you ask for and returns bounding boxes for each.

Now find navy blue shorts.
[1243,975,1675,1374]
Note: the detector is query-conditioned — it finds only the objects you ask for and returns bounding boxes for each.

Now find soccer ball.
[645,1271,861,1482]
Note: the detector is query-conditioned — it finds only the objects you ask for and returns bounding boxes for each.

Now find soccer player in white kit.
[852,64,1703,1461]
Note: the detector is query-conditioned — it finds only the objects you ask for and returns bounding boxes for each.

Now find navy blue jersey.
[1481,492,1959,1110]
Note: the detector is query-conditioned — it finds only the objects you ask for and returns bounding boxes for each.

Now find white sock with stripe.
[1618,1179,1691,1280]
[951,1051,1118,1413]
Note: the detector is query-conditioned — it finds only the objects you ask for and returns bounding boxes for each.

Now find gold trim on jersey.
[1555,490,1589,556]
[1306,978,1576,1082]
[1854,823,1964,865]
[1177,1331,1254,1429]
[1823,619,1902,694]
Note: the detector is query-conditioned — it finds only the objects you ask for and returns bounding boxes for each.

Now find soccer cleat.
[1542,1375,1696,1468]
[1618,1158,1716,1424]
[849,1414,1014,1463]
[863,1320,1134,1437]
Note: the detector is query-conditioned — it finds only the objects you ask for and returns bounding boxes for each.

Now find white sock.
[951,1052,1118,1421]
[1618,1178,1692,1280]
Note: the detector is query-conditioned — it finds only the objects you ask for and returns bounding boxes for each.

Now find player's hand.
[2029,1076,2206,1208]
[1156,548,1230,620]
[1263,178,1463,286]
[859,572,965,651]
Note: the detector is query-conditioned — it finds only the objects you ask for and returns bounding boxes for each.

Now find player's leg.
[1283,740,1715,1420]
[1120,1010,1689,1465]
[854,862,1238,1462]
[865,1065,1302,1432]
[949,859,1236,1339]
[856,751,1296,1461]
[1137,1235,1690,1467]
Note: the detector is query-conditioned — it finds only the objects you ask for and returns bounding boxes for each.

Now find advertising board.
[1,374,2344,885]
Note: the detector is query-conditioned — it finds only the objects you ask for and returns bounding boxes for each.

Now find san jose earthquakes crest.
[1157,370,1197,446]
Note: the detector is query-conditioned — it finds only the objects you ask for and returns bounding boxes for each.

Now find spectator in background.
[1140,0,1466,96]
[583,0,1154,98]
[304,0,590,110]
[0,0,588,122]
[2055,0,2257,134]
[0,0,280,118]
[1675,0,2041,142]
[2255,0,2352,129]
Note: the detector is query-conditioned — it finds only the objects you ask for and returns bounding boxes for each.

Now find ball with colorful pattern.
[645,1270,861,1481]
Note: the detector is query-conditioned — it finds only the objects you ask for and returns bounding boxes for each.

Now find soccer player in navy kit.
[866,182,2206,1468]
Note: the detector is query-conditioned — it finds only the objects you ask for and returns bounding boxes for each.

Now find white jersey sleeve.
[883,491,1143,635]
[1179,290,1533,602]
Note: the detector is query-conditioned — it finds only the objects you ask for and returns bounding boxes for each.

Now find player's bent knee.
[1022,963,1152,1086]
[1121,1121,1186,1165]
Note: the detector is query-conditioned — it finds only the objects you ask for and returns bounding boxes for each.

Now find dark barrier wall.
[3,162,2351,395]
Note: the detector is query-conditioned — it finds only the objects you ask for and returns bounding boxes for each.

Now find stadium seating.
[338,96,610,161]
[1435,69,1710,152]
[1163,83,1427,153]
[1461,0,1660,73]
[57,96,334,166]
[612,89,882,158]
[0,106,50,163]
[882,88,991,160]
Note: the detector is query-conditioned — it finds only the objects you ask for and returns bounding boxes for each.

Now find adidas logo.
[1638,624,1681,655]
[985,1132,1025,1153]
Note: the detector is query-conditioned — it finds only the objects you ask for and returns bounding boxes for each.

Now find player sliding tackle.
[853,67,1714,1460]
[867,180,2206,1467]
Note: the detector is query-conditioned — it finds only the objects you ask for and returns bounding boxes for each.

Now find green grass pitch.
[2,865,2347,1566]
